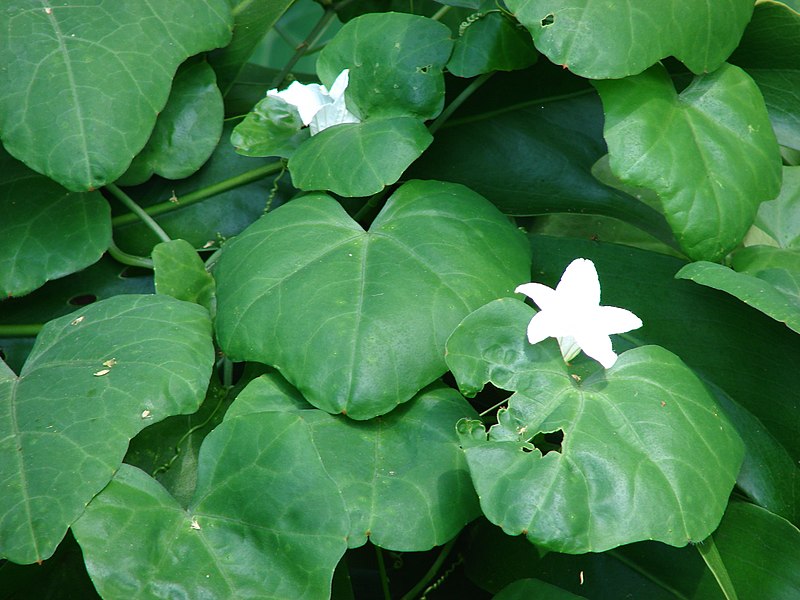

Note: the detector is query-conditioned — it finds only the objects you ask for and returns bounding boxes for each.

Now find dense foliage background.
[1,1,799,598]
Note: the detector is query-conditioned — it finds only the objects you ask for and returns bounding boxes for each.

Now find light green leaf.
[230,94,310,158]
[495,578,587,600]
[0,295,214,564]
[755,166,800,249]
[288,117,432,196]
[208,0,294,95]
[117,62,224,186]
[0,0,233,191]
[73,414,350,599]
[447,299,744,553]
[214,180,530,419]
[152,239,216,312]
[447,4,537,78]
[228,375,480,551]
[595,63,782,262]
[676,249,800,334]
[506,0,753,79]
[0,150,110,298]
[316,13,453,120]
[729,1,800,150]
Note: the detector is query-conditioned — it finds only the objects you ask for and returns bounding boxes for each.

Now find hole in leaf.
[68,294,97,307]
[119,265,152,278]
[541,13,555,27]
[468,381,514,417]
[531,429,564,455]
[416,64,431,74]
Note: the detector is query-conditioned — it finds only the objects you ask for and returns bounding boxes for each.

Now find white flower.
[267,69,361,135]
[515,258,642,368]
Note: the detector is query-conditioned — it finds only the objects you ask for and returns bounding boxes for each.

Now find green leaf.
[446,299,744,553]
[208,0,294,96]
[0,150,110,298]
[0,1,233,191]
[447,4,537,78]
[506,0,753,79]
[755,166,800,249]
[595,63,782,262]
[228,375,480,551]
[214,180,530,419]
[152,239,216,312]
[288,117,432,196]
[230,95,310,158]
[116,62,224,186]
[495,578,587,600]
[676,250,800,334]
[316,13,454,120]
[73,413,350,599]
[729,1,800,150]
[0,295,214,564]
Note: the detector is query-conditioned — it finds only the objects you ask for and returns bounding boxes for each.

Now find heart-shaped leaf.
[0,295,214,564]
[446,298,744,553]
[152,239,216,311]
[316,13,453,121]
[213,179,530,419]
[0,150,110,298]
[506,0,753,79]
[288,117,433,196]
[0,0,232,191]
[227,374,481,551]
[73,413,349,599]
[230,94,310,159]
[117,62,224,186]
[595,63,782,262]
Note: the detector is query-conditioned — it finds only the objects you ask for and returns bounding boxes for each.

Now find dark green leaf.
[755,166,800,249]
[228,375,481,551]
[495,578,587,600]
[317,13,453,120]
[595,63,782,261]
[447,5,537,78]
[0,0,233,191]
[73,413,350,599]
[0,295,213,564]
[288,117,432,196]
[506,0,753,79]
[230,95,310,158]
[117,62,224,186]
[152,239,216,312]
[214,180,530,419]
[447,299,743,552]
[0,150,110,298]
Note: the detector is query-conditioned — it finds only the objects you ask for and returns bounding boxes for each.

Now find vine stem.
[106,183,171,243]
[110,162,285,228]
[430,5,451,21]
[107,239,154,269]
[375,545,392,600]
[270,7,338,89]
[428,72,494,135]
[354,189,389,224]
[0,324,43,337]
[399,537,457,600]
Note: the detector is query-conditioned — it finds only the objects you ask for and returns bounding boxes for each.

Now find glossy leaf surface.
[506,0,753,78]
[228,374,480,551]
[152,239,216,312]
[0,295,214,564]
[755,166,800,249]
[447,299,744,552]
[596,63,782,261]
[0,0,232,191]
[214,180,530,419]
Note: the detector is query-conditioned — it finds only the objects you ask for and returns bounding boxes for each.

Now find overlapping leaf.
[214,180,530,419]
[152,239,216,312]
[0,295,214,564]
[756,166,800,249]
[447,299,744,553]
[73,414,349,599]
[0,150,110,298]
[506,0,753,79]
[0,0,232,191]
[595,63,782,261]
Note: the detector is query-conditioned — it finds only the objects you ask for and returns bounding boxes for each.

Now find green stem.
[428,72,494,135]
[270,8,338,89]
[431,5,451,21]
[106,183,171,243]
[354,189,389,224]
[697,537,739,600]
[0,324,43,337]
[375,545,392,600]
[107,239,154,269]
[111,162,284,228]
[399,537,457,600]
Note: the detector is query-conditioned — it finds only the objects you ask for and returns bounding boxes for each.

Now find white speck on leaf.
[44,7,52,14]
[190,517,201,530]
[102,358,117,368]
[515,258,642,368]
[141,409,152,419]
[93,369,110,377]
[70,316,84,325]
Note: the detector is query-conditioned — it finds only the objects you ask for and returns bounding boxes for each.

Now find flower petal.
[595,306,643,335]
[525,310,563,345]
[574,330,618,368]
[268,81,329,125]
[327,69,350,101]
[515,282,558,311]
[309,97,361,135]
[556,258,600,307]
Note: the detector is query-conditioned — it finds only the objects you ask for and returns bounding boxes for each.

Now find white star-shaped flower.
[515,258,642,368]
[267,69,361,135]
